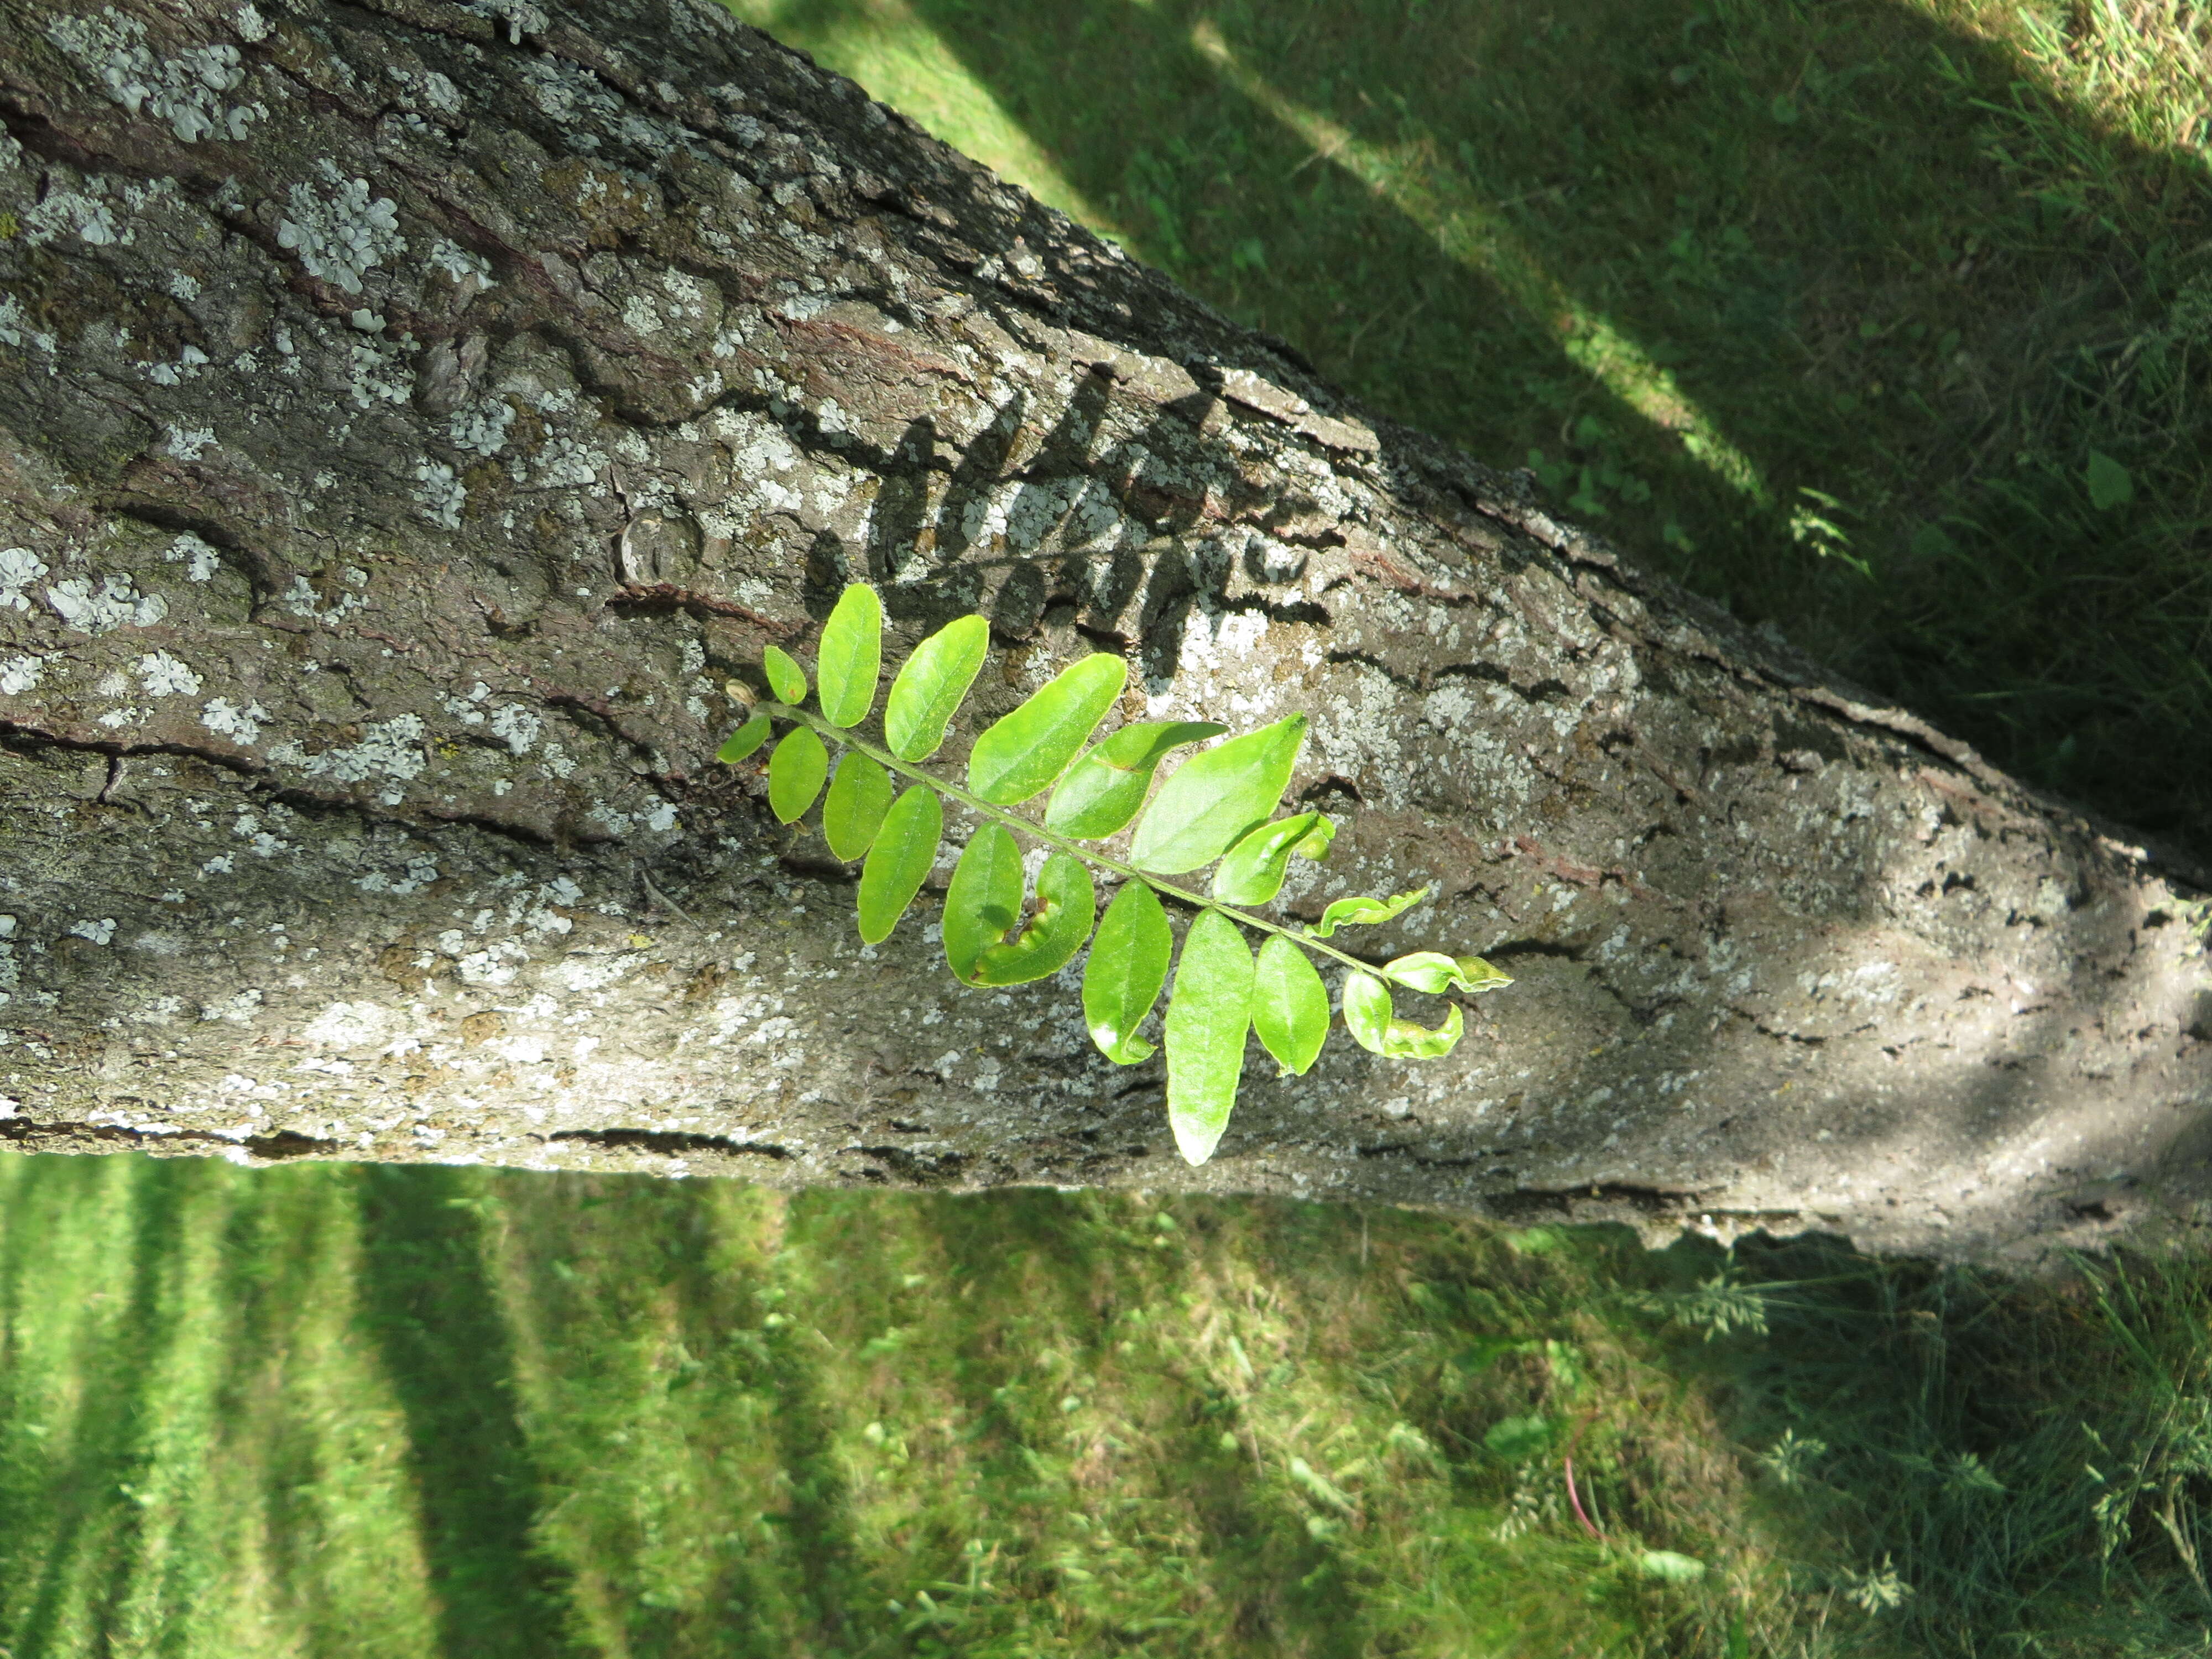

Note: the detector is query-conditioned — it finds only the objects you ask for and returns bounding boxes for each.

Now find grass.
[724,0,2212,857]
[9,1149,2212,1655]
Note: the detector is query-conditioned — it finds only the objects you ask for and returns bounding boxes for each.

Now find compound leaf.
[822,751,894,862]
[943,822,1024,983]
[1044,720,1227,840]
[1252,935,1329,1076]
[816,583,882,728]
[855,784,940,945]
[763,645,808,707]
[1213,812,1328,905]
[1384,951,1514,995]
[973,853,1095,985]
[884,613,989,761]
[1164,909,1254,1166]
[1308,886,1431,938]
[1083,879,1170,1064]
[968,653,1129,805]
[767,726,828,824]
[1343,970,1463,1058]
[716,712,771,763]
[1131,714,1307,874]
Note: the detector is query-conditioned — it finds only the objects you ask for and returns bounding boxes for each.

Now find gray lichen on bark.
[1,0,2207,1268]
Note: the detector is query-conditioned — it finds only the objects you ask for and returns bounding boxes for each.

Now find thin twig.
[638,865,705,936]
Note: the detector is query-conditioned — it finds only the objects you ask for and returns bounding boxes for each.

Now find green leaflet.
[763,646,808,706]
[1383,951,1514,995]
[822,752,894,862]
[943,822,1025,983]
[1044,721,1227,840]
[767,727,828,824]
[715,711,770,763]
[1083,879,1170,1065]
[1130,714,1307,874]
[855,784,941,945]
[1252,934,1329,1076]
[1308,886,1431,938]
[967,653,1129,805]
[1342,970,1463,1059]
[1213,811,1331,905]
[973,853,1095,986]
[816,583,883,728]
[884,613,989,761]
[1164,909,1254,1166]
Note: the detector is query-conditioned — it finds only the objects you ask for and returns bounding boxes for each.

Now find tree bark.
[2,0,2207,1269]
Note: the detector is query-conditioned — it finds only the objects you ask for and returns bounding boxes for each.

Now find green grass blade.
[1164,909,1254,1165]
[943,822,1024,982]
[763,645,807,707]
[822,751,894,862]
[855,784,940,945]
[1083,879,1170,1064]
[767,726,828,824]
[1044,720,1227,839]
[1252,934,1329,1076]
[884,613,990,761]
[1130,714,1306,874]
[715,711,771,763]
[974,853,1096,985]
[1212,811,1324,905]
[966,653,1128,805]
[816,583,883,728]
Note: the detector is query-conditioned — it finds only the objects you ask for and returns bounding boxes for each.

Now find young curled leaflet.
[971,854,1094,987]
[1308,886,1431,938]
[1342,970,1465,1059]
[1383,952,1515,996]
[718,581,1511,1165]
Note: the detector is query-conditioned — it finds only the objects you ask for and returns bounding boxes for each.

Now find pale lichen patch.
[276,164,406,295]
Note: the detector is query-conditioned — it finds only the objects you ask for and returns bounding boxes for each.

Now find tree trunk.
[2,0,2206,1270]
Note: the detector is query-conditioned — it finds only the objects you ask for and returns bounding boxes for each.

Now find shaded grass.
[727,0,2212,855]
[9,1151,2212,1653]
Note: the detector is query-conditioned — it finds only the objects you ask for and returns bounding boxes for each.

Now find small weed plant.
[717,583,1511,1164]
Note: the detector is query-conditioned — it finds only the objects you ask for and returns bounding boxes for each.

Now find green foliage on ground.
[7,1150,2212,1656]
[731,0,2212,856]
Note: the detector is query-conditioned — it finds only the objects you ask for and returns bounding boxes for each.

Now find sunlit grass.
[12,1150,2212,1655]
[730,0,2212,853]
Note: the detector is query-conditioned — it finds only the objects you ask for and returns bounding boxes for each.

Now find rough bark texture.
[2,0,2208,1269]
